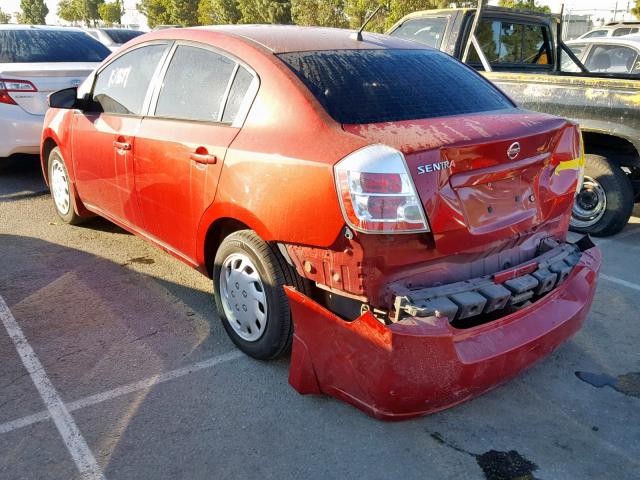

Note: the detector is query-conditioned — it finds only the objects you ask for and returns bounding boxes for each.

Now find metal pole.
[462,0,489,70]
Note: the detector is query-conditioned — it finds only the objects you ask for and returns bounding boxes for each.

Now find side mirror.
[48,87,80,109]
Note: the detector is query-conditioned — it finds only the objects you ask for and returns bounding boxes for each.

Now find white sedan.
[564,36,640,75]
[0,25,110,159]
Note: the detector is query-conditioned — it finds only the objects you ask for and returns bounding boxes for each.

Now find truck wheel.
[48,147,84,225]
[570,154,634,237]
[213,230,306,360]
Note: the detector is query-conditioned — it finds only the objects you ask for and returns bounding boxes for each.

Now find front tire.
[48,147,83,225]
[570,154,634,237]
[213,230,306,360]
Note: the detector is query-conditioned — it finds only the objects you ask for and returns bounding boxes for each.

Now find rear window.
[391,18,448,49]
[278,49,513,124]
[104,29,144,44]
[0,29,110,63]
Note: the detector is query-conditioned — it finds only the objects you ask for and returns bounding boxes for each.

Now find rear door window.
[278,49,513,124]
[92,44,167,115]
[221,66,255,123]
[154,45,236,122]
[390,18,448,49]
[469,19,552,68]
[0,29,110,63]
[584,44,639,73]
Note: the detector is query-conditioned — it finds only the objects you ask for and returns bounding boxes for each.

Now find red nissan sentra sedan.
[40,25,600,420]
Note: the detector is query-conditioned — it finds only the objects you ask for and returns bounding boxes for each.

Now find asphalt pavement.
[1,155,639,480]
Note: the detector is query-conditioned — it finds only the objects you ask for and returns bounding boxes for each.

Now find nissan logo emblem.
[507,142,521,160]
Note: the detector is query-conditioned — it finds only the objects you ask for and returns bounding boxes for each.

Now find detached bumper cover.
[285,245,600,420]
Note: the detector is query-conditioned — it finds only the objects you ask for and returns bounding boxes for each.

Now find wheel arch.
[581,131,640,168]
[200,216,255,278]
[41,136,58,185]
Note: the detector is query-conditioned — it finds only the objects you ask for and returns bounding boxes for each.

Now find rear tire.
[213,230,307,360]
[570,154,634,237]
[48,147,84,225]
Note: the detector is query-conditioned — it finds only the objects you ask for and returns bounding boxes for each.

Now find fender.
[195,201,274,272]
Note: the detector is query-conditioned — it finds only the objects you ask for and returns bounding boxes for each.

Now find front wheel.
[213,230,306,360]
[570,154,634,237]
[48,147,84,225]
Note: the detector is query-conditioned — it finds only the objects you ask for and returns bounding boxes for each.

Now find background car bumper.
[285,244,601,420]
[0,106,43,158]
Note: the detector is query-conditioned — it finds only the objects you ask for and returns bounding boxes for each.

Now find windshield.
[104,29,144,44]
[0,29,110,63]
[278,49,514,124]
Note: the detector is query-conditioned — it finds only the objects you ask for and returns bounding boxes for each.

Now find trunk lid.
[0,63,96,115]
[344,111,578,253]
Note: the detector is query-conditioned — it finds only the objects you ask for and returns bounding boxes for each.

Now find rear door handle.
[113,140,131,151]
[190,152,217,165]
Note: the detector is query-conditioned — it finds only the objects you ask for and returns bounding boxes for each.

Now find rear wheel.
[213,230,306,360]
[48,147,84,225]
[570,154,634,237]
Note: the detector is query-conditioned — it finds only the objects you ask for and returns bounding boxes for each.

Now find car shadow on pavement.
[0,155,48,203]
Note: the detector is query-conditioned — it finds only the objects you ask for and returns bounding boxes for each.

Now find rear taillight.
[335,144,430,233]
[0,79,37,105]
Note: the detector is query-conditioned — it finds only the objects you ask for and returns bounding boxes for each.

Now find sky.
[1,0,637,26]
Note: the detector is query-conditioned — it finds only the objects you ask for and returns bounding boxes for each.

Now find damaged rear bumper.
[284,242,601,420]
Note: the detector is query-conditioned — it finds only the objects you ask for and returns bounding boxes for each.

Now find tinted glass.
[583,30,607,38]
[278,49,513,125]
[222,66,254,123]
[391,18,448,49]
[104,29,144,44]
[469,19,552,67]
[0,29,110,63]
[92,44,166,115]
[155,46,235,122]
[585,45,639,73]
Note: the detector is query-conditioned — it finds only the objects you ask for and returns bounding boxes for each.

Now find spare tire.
[570,154,634,237]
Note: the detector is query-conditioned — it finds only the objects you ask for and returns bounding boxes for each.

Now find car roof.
[0,24,84,32]
[567,36,640,48]
[193,24,427,53]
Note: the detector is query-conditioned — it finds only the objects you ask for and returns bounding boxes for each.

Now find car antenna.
[351,4,384,41]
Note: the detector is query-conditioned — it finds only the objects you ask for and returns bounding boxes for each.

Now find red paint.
[39,26,598,418]
[286,245,601,420]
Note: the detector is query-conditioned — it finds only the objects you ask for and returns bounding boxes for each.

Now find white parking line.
[601,274,640,292]
[0,295,105,480]
[0,348,244,435]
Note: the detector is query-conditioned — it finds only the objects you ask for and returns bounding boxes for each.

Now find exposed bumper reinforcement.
[284,241,600,420]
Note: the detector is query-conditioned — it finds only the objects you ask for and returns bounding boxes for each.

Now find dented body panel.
[286,244,600,420]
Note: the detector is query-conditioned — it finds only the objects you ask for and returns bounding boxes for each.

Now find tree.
[0,8,11,23]
[385,1,450,29]
[237,0,291,24]
[170,0,199,25]
[58,0,82,23]
[198,0,241,25]
[291,0,347,27]
[344,0,385,32]
[497,0,550,12]
[19,0,49,24]
[632,0,640,19]
[137,0,173,27]
[99,0,124,25]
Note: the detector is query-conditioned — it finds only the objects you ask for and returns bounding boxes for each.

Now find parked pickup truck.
[388,6,640,236]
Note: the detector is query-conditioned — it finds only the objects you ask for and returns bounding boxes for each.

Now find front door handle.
[113,140,131,151]
[190,151,217,165]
